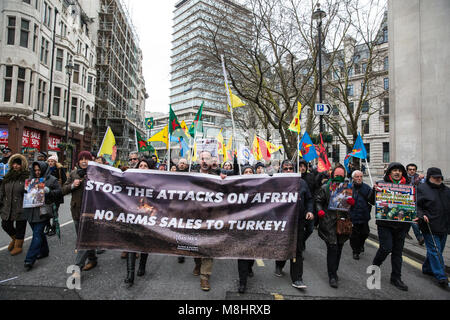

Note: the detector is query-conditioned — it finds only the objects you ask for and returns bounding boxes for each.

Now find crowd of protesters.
[0,146,448,293]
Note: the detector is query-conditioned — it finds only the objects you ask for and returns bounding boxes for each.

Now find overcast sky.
[128,0,177,114]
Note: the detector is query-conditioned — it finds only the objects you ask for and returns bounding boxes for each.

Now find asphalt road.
[0,196,449,301]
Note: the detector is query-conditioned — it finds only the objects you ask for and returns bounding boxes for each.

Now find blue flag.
[344,133,367,172]
[298,132,318,162]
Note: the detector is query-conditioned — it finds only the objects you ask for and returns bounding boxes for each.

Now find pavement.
[366,175,450,273]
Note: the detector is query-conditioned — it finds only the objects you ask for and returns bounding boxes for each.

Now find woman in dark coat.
[23,161,62,270]
[0,154,29,256]
[316,165,352,288]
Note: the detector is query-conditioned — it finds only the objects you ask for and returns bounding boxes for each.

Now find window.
[384,56,388,71]
[4,66,13,102]
[16,67,26,104]
[384,78,389,90]
[33,24,38,52]
[332,88,340,97]
[59,21,67,37]
[7,17,16,45]
[73,64,80,84]
[81,67,86,88]
[79,100,84,125]
[35,0,39,10]
[43,2,51,27]
[332,144,340,163]
[77,41,82,54]
[361,82,368,96]
[348,102,354,113]
[53,87,61,116]
[362,119,369,134]
[383,142,389,163]
[354,63,360,74]
[20,19,30,48]
[348,67,353,77]
[71,97,77,122]
[332,105,339,115]
[384,98,389,114]
[63,89,67,118]
[383,28,388,43]
[361,101,369,113]
[28,71,33,105]
[364,143,370,162]
[40,37,49,64]
[346,84,354,96]
[56,48,63,71]
[23,0,31,4]
[37,79,46,112]
[384,117,389,133]
[87,75,93,93]
[362,63,367,73]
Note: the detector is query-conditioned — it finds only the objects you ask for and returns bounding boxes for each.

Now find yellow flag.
[251,135,262,161]
[147,125,169,148]
[155,149,159,162]
[266,140,282,154]
[180,120,190,138]
[225,84,246,112]
[217,129,225,155]
[192,142,197,162]
[288,101,302,133]
[97,126,117,165]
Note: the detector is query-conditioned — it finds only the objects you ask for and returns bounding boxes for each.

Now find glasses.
[129,158,138,161]
[282,167,294,171]
[407,168,416,171]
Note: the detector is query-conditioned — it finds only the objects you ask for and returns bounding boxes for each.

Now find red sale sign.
[48,134,62,151]
[22,128,41,150]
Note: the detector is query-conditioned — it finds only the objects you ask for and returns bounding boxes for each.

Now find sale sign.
[48,134,62,151]
[22,128,41,150]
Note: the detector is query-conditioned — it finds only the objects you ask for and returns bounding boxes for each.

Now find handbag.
[336,216,353,235]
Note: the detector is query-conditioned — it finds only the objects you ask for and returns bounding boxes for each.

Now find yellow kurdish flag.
[225,84,246,112]
[147,125,169,148]
[180,120,190,138]
[217,129,225,155]
[288,101,302,133]
[224,135,233,162]
[97,126,117,165]
[192,142,198,162]
[251,135,262,161]
[266,140,282,154]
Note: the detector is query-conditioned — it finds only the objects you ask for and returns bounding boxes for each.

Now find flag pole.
[189,129,197,173]
[221,54,241,175]
[365,158,374,187]
[297,132,300,173]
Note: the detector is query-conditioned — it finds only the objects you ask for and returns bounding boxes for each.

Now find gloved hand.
[44,187,50,194]
[318,210,325,218]
[346,197,355,206]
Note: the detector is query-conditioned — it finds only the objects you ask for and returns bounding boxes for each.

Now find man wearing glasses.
[128,152,140,169]
[274,160,314,290]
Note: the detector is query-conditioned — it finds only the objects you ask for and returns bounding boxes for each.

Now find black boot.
[124,252,136,287]
[137,253,148,277]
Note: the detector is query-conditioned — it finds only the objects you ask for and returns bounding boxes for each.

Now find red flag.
[316,134,331,172]
[256,137,271,161]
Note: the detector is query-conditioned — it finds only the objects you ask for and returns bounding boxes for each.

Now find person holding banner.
[62,151,98,275]
[193,150,219,291]
[315,165,352,288]
[274,160,314,290]
[0,154,29,256]
[349,170,375,260]
[123,158,155,288]
[372,162,411,291]
[416,167,450,289]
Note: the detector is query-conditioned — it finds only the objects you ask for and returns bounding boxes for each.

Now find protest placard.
[375,182,416,222]
[23,178,45,208]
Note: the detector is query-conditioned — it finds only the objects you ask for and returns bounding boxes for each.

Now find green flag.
[188,101,204,138]
[136,130,154,153]
[169,105,189,141]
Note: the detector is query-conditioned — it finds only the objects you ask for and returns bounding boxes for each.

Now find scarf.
[326,175,345,190]
[389,175,406,185]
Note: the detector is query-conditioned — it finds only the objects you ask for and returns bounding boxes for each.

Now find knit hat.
[426,167,443,180]
[241,164,255,174]
[77,150,93,162]
[255,162,265,169]
[48,154,58,162]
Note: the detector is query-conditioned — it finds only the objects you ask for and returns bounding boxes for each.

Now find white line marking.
[0,276,18,284]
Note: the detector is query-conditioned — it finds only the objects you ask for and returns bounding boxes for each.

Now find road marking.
[256,259,265,267]
[366,238,423,270]
[271,292,284,300]
[0,276,18,284]
[0,220,74,252]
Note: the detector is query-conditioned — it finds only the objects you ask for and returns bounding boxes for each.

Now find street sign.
[314,103,332,116]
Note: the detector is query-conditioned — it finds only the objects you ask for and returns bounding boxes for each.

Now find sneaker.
[422,270,434,276]
[200,278,210,291]
[292,280,307,289]
[24,263,33,271]
[438,279,449,289]
[390,278,408,291]
[82,261,97,271]
[178,257,185,263]
[353,253,360,260]
[274,266,284,277]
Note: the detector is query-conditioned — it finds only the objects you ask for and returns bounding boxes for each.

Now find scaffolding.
[93,0,145,161]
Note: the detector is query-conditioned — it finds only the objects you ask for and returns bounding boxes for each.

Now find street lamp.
[312,2,326,134]
[65,56,74,168]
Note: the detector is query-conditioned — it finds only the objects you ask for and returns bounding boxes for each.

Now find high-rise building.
[79,0,148,162]
[0,0,96,167]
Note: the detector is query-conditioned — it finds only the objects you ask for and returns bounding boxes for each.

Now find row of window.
[2,65,90,125]
[332,79,389,98]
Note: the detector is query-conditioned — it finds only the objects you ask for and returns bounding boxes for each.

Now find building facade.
[79,0,147,163]
[0,0,96,167]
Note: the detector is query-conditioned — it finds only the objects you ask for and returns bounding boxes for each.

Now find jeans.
[276,219,305,282]
[237,259,255,285]
[373,225,408,280]
[422,233,447,281]
[350,223,370,254]
[73,220,97,268]
[410,223,424,241]
[25,221,49,264]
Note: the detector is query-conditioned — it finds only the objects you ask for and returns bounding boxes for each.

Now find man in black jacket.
[274,160,314,289]
[372,162,411,291]
[416,167,450,288]
[349,170,374,260]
